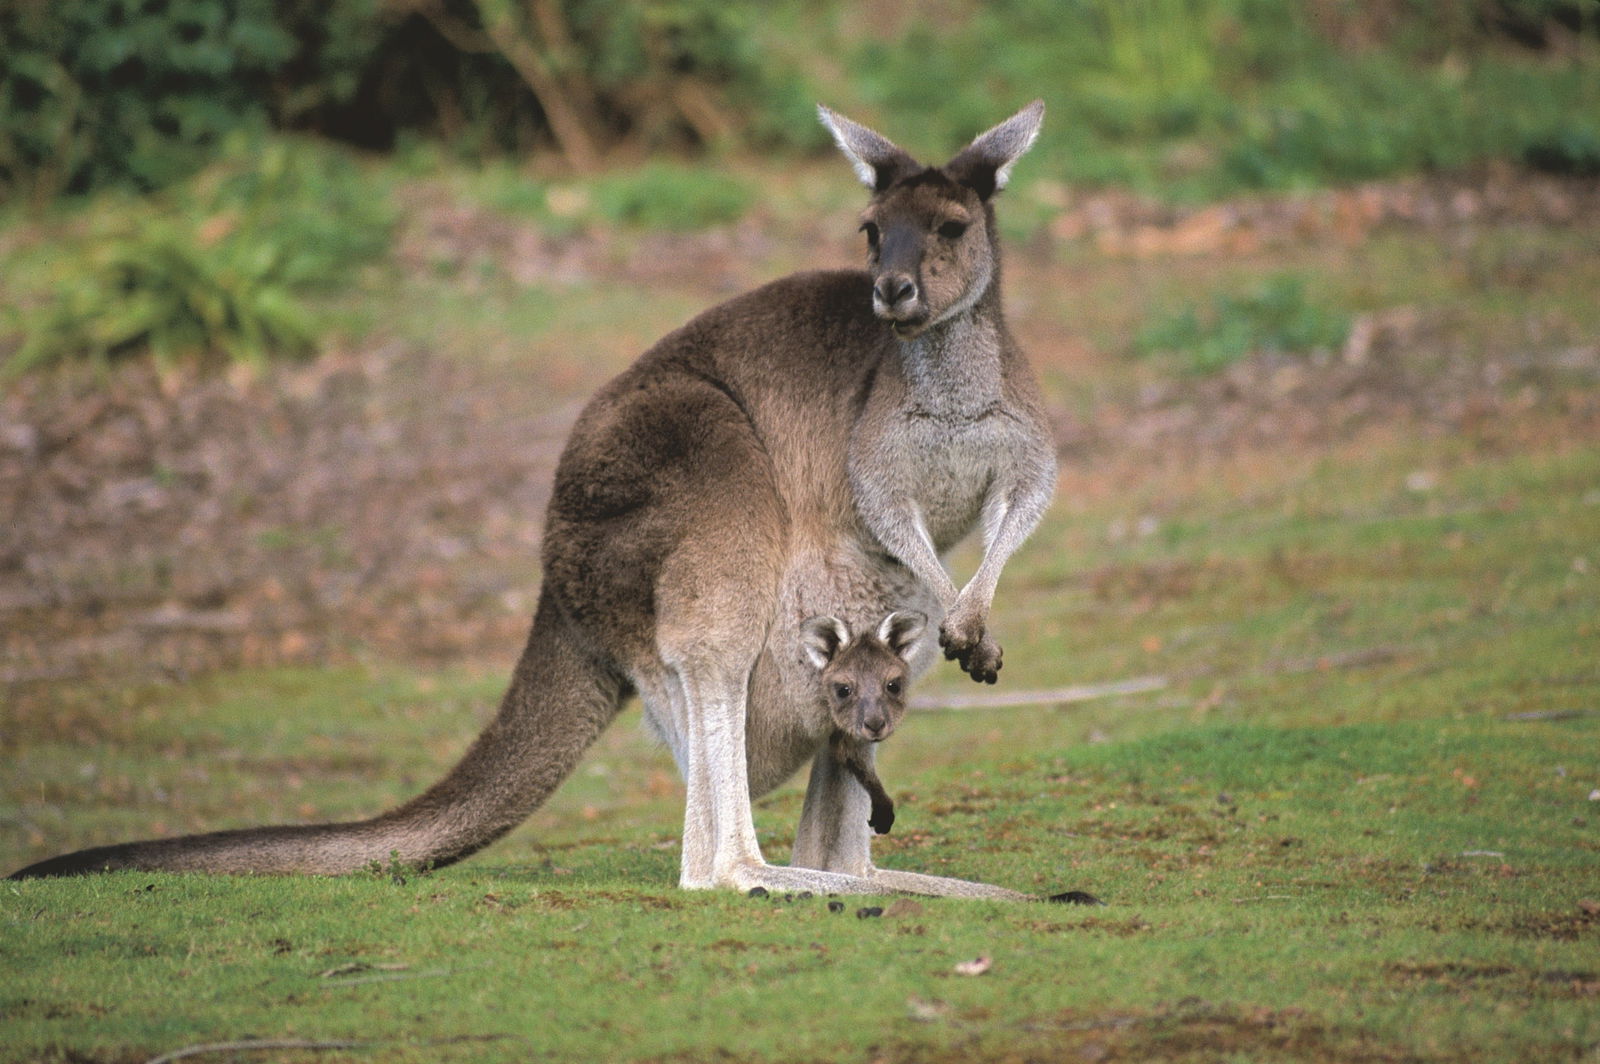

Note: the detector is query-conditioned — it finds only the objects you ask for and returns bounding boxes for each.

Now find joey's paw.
[868,801,895,835]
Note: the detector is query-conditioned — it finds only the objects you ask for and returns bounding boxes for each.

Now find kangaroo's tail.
[9,594,627,878]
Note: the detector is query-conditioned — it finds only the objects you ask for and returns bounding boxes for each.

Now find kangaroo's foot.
[689,858,896,897]
[685,855,1038,902]
[867,866,1033,901]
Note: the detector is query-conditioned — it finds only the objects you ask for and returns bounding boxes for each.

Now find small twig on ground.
[320,967,453,987]
[146,1033,518,1064]
[318,961,410,978]
[1262,646,1406,675]
[146,1039,370,1064]
[913,675,1167,711]
[1504,709,1598,722]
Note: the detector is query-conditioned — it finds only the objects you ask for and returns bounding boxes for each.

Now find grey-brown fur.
[11,103,1054,900]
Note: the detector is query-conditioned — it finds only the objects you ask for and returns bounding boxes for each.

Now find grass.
[1133,273,1349,373]
[4,425,1597,1063]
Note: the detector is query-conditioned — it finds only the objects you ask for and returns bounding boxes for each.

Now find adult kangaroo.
[12,102,1057,898]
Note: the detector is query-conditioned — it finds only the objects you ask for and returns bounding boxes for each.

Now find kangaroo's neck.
[897,285,1007,421]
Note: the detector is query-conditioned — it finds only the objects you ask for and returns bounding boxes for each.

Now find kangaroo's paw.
[939,625,1003,684]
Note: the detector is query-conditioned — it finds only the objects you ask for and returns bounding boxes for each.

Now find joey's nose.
[862,713,888,740]
[874,274,918,311]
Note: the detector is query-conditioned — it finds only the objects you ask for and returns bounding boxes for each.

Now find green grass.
[1133,273,1349,373]
[5,430,1597,1063]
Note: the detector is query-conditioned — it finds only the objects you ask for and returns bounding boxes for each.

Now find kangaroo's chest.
[896,413,1009,549]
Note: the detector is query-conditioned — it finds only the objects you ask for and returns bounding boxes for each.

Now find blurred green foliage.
[1,0,1594,373]
[0,0,380,203]
[823,0,1598,198]
[3,0,1594,204]
[8,137,393,373]
[1134,274,1350,374]
[588,163,754,230]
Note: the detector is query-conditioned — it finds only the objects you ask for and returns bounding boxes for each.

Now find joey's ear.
[877,610,927,660]
[945,99,1045,200]
[818,105,918,191]
[800,616,851,670]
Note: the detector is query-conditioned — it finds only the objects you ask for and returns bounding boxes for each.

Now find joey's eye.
[885,680,902,696]
[938,220,968,240]
[833,683,852,700]
[860,221,880,248]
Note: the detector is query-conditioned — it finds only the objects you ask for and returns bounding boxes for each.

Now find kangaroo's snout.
[873,274,919,314]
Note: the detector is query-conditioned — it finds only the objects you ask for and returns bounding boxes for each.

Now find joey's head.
[799,611,926,743]
[818,101,1044,340]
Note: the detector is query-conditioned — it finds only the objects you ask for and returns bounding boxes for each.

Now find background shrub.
[7,137,393,373]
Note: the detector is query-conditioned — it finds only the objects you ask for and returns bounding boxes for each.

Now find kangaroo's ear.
[800,616,851,670]
[945,100,1045,201]
[818,105,918,191]
[877,610,927,660]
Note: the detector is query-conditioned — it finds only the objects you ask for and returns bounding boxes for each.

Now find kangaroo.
[11,102,1056,900]
[800,611,925,836]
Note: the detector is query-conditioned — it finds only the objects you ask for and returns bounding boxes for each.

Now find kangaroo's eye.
[938,220,968,240]
[860,221,880,248]
[885,680,902,696]
[833,683,853,700]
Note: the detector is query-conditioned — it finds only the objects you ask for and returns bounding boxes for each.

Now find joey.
[799,611,925,835]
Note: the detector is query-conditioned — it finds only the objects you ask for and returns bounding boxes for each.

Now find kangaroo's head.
[818,101,1044,340]
[800,611,926,743]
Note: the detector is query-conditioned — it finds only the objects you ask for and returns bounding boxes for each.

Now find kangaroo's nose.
[874,274,918,310]
[862,712,888,740]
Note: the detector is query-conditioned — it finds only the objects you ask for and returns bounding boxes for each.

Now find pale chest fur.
[849,316,1032,555]
[881,409,1014,550]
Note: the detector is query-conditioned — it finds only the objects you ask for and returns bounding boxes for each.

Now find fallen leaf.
[953,955,992,976]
